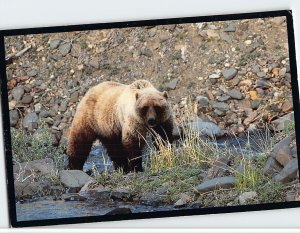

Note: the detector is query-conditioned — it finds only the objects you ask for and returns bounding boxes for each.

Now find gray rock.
[251,99,263,110]
[273,158,298,183]
[204,158,229,181]
[217,95,230,102]
[23,112,38,131]
[14,180,49,199]
[59,100,68,112]
[79,180,104,198]
[174,198,187,208]
[165,79,178,90]
[256,79,272,88]
[12,86,25,101]
[141,47,153,57]
[156,186,168,195]
[105,207,132,215]
[223,23,236,32]
[94,188,112,201]
[111,188,132,201]
[59,170,93,188]
[238,191,257,205]
[34,103,42,113]
[196,176,236,193]
[210,101,230,111]
[50,38,62,49]
[270,136,294,166]
[140,192,168,206]
[227,89,243,100]
[9,110,19,127]
[222,68,237,81]
[70,91,79,103]
[39,110,49,118]
[272,112,294,131]
[21,95,33,104]
[252,65,260,73]
[256,72,266,78]
[220,33,233,43]
[27,69,38,77]
[263,157,283,176]
[89,58,99,69]
[196,96,209,107]
[279,68,287,77]
[59,42,72,56]
[187,118,226,138]
[13,158,57,179]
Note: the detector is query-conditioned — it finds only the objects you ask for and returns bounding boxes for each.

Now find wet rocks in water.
[12,86,25,101]
[273,158,298,183]
[23,112,38,131]
[164,79,178,90]
[59,170,93,188]
[238,191,257,205]
[187,117,226,138]
[105,207,132,215]
[222,68,237,81]
[9,110,19,127]
[227,89,243,100]
[62,193,87,202]
[196,176,236,193]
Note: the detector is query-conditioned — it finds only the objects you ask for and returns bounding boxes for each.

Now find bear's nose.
[148,118,156,126]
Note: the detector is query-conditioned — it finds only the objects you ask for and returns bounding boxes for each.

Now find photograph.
[1,10,300,227]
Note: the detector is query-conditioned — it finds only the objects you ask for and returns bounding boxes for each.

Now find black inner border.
[0,10,299,228]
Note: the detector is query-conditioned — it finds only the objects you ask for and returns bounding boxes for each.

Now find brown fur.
[67,80,175,172]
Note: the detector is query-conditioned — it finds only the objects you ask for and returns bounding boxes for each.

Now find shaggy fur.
[67,80,175,172]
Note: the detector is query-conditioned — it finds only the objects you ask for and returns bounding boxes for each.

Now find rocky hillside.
[6,16,293,144]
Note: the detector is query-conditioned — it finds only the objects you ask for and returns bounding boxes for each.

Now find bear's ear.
[162,91,168,99]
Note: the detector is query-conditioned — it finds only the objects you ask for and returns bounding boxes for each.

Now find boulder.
[196,176,236,193]
[59,170,93,188]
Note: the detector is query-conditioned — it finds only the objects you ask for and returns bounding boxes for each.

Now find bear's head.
[135,90,171,128]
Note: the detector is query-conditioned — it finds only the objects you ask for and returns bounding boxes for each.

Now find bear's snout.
[147,118,156,127]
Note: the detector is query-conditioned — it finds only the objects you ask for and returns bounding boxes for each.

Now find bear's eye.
[154,106,162,114]
[141,106,148,113]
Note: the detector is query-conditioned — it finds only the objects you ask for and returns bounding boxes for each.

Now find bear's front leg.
[121,125,146,172]
[67,124,96,170]
[151,117,175,147]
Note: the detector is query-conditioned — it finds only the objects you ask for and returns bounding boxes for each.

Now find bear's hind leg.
[104,143,130,172]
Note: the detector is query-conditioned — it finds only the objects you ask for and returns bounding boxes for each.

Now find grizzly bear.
[67,80,175,173]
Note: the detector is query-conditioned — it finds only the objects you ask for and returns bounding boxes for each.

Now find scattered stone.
[174,198,187,208]
[220,33,233,43]
[273,17,285,26]
[89,58,99,69]
[244,40,252,45]
[210,101,230,111]
[196,176,236,193]
[238,191,257,205]
[206,30,220,40]
[223,23,236,32]
[251,99,263,110]
[70,91,79,103]
[222,68,237,81]
[62,193,87,202]
[21,95,33,104]
[227,89,243,100]
[59,100,68,112]
[257,72,266,78]
[272,112,294,131]
[50,38,61,49]
[34,103,42,113]
[9,110,19,127]
[187,117,226,138]
[14,180,49,199]
[165,79,178,90]
[281,100,293,112]
[196,96,209,107]
[279,68,287,77]
[256,79,272,88]
[141,47,153,57]
[160,33,170,42]
[204,158,229,181]
[263,157,283,176]
[79,179,104,198]
[243,111,257,126]
[140,192,167,206]
[273,158,298,183]
[94,188,112,201]
[156,186,168,195]
[23,112,38,130]
[12,86,25,101]
[59,42,72,56]
[105,207,132,215]
[270,135,294,166]
[27,69,38,77]
[39,110,49,118]
[209,73,221,79]
[59,170,93,188]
